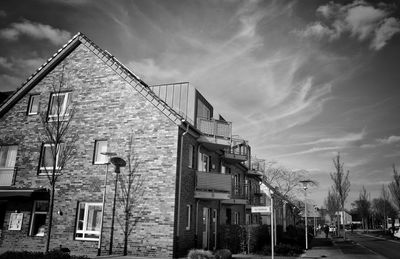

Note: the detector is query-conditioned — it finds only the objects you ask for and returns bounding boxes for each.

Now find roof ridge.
[0,32,184,126]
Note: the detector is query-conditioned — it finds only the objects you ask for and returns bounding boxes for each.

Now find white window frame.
[186,204,191,230]
[75,202,103,241]
[29,200,48,236]
[234,212,240,225]
[188,144,194,168]
[48,92,71,119]
[27,94,40,115]
[93,140,108,165]
[0,145,18,169]
[39,144,63,172]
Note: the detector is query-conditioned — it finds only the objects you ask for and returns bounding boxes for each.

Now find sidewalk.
[299,233,385,259]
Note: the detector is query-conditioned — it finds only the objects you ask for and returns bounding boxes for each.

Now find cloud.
[377,135,400,145]
[296,0,400,50]
[0,57,12,69]
[127,59,183,84]
[0,74,21,91]
[361,135,400,148]
[273,146,342,158]
[0,10,6,18]
[0,20,71,45]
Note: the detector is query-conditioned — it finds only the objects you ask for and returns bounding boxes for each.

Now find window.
[0,145,17,169]
[234,174,240,195]
[197,99,211,119]
[186,204,191,230]
[198,152,210,172]
[226,208,231,225]
[93,140,108,164]
[39,144,63,172]
[48,92,71,119]
[75,202,102,241]
[29,201,48,236]
[188,144,194,168]
[27,94,40,115]
[234,212,240,225]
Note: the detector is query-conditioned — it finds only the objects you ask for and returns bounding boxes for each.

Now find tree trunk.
[45,180,55,253]
[124,212,129,255]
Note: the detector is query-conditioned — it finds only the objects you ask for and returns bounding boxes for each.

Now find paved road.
[347,232,400,259]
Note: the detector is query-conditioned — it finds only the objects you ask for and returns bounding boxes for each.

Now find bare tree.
[263,165,308,199]
[353,186,370,232]
[330,153,350,239]
[324,188,340,233]
[389,164,400,210]
[39,65,77,252]
[116,135,146,255]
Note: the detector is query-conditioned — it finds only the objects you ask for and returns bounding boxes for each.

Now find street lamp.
[109,157,126,255]
[97,152,117,256]
[300,180,313,250]
[269,188,274,259]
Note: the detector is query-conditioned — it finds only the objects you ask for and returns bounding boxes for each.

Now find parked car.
[329,225,336,232]
[393,228,400,239]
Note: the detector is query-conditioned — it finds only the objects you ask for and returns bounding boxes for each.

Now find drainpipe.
[176,121,190,238]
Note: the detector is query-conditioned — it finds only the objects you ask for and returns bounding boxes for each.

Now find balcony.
[222,184,248,205]
[222,138,249,163]
[197,118,232,150]
[0,168,16,186]
[246,157,265,177]
[195,171,231,200]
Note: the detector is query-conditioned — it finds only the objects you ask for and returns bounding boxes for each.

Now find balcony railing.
[197,118,232,139]
[195,171,232,193]
[223,138,249,162]
[0,168,16,186]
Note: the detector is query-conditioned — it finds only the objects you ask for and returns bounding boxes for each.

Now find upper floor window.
[198,152,210,172]
[27,94,40,115]
[186,204,192,230]
[29,200,48,236]
[39,144,63,172]
[188,144,194,168]
[93,140,108,165]
[0,145,18,169]
[48,92,71,119]
[197,99,211,120]
[75,202,102,241]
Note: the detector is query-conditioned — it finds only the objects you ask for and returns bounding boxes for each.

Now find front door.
[202,207,210,249]
[202,207,218,250]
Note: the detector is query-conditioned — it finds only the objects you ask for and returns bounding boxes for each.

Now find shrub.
[219,225,247,254]
[187,249,214,259]
[0,251,88,259]
[214,249,232,259]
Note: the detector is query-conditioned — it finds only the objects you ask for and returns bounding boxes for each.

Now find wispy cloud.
[0,57,13,69]
[296,0,400,50]
[273,146,341,158]
[0,10,6,18]
[361,135,400,148]
[0,20,71,45]
[127,59,183,83]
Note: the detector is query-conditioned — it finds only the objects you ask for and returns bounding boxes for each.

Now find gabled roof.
[0,32,184,126]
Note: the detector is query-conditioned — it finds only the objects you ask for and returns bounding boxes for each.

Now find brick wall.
[0,43,178,257]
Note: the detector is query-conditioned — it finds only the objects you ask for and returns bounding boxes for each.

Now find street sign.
[251,206,271,213]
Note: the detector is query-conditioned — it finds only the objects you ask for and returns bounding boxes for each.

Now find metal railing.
[197,117,232,139]
[195,171,232,192]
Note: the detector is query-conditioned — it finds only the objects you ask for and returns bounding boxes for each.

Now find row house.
[0,32,296,258]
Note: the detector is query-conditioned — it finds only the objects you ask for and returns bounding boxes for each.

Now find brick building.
[0,33,296,258]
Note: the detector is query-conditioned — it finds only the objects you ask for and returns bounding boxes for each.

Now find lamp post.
[97,152,117,256]
[300,180,313,250]
[109,157,126,255]
[269,188,274,259]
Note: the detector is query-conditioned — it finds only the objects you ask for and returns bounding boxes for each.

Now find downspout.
[177,121,190,238]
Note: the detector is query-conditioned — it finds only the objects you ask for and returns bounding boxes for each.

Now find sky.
[1,0,400,208]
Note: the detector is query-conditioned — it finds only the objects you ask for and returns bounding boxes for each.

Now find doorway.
[202,207,218,250]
